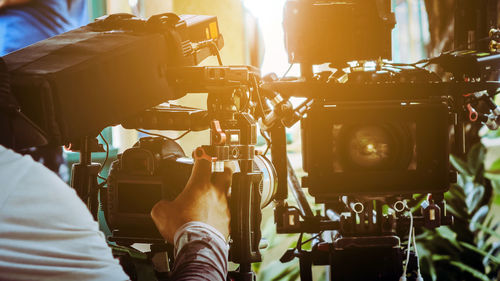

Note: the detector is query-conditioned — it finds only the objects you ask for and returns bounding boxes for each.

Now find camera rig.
[253,1,500,280]
[107,64,277,281]
[261,77,500,281]
[5,0,500,280]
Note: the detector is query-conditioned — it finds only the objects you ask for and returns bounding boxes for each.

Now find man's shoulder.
[0,145,37,208]
[0,145,57,184]
[0,145,72,212]
[0,148,130,281]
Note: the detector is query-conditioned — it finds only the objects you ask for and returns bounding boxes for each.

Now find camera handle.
[199,113,262,279]
[228,161,262,281]
[68,135,103,220]
[198,143,262,281]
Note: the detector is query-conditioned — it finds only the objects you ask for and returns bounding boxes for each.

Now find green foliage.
[418,143,500,281]
[253,207,301,281]
[254,207,326,281]
[255,143,500,281]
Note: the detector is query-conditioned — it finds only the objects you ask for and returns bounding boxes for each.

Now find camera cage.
[262,73,500,280]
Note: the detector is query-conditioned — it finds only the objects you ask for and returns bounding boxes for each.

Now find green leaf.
[465,184,486,213]
[449,261,490,281]
[485,178,500,204]
[451,154,473,177]
[467,143,486,176]
[470,205,489,231]
[261,261,300,281]
[474,222,500,240]
[421,255,437,281]
[430,254,453,261]
[484,171,500,182]
[459,242,500,265]
[488,158,500,172]
[482,126,500,139]
[435,227,461,249]
[483,242,500,267]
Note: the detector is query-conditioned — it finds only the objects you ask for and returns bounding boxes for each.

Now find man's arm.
[171,222,229,281]
[151,156,232,281]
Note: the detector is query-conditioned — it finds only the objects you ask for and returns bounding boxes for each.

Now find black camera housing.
[106,137,193,239]
[301,100,450,200]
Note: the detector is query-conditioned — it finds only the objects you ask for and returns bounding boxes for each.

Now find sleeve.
[171,222,229,281]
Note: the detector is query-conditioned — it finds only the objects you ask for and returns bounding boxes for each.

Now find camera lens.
[347,125,392,168]
[337,123,413,171]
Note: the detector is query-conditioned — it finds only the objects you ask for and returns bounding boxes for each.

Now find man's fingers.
[150,200,170,238]
[187,157,212,186]
[211,166,233,193]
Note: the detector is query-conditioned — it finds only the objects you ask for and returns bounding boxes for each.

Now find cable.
[263,142,271,156]
[281,63,294,79]
[172,130,192,140]
[252,74,273,156]
[296,232,304,251]
[97,132,109,181]
[251,74,267,118]
[400,207,414,281]
[260,129,272,156]
[210,41,223,66]
[136,129,191,141]
[384,58,429,67]
[294,231,323,255]
[412,227,424,281]
[301,232,323,246]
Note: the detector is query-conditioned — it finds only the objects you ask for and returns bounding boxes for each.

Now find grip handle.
[228,161,263,264]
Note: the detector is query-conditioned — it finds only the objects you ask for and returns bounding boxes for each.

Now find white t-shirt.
[0,145,129,281]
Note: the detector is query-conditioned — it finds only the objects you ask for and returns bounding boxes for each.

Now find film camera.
[254,0,500,281]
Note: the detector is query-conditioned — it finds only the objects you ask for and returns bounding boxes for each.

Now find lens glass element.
[336,123,413,171]
[347,126,392,169]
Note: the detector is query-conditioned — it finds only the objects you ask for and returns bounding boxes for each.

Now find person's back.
[0,145,129,281]
[0,0,87,55]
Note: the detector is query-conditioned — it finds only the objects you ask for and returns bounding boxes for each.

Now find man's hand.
[151,157,232,243]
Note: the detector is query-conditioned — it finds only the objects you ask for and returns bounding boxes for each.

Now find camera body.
[106,137,192,240]
[302,99,450,200]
